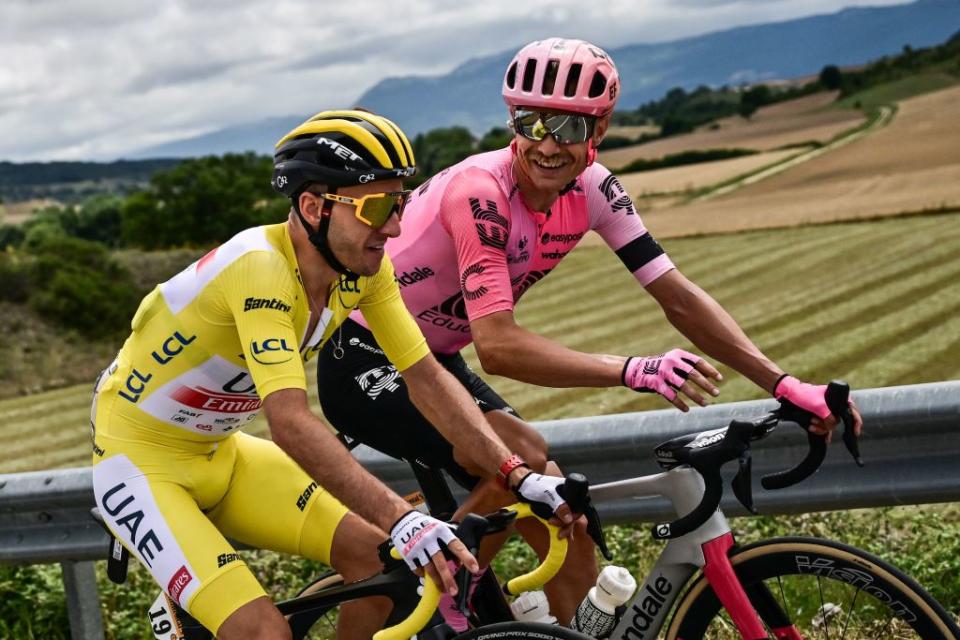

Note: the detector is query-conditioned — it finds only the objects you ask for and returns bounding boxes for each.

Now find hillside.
[636,84,960,237]
[599,92,865,170]
[0,159,180,204]
[127,0,960,157]
[2,211,958,473]
[354,0,959,136]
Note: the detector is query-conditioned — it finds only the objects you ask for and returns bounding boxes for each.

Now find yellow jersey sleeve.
[218,250,307,399]
[360,256,430,372]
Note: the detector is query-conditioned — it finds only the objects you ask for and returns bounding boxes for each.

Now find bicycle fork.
[702,533,802,640]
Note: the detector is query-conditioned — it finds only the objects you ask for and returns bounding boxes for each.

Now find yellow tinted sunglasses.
[318,191,411,228]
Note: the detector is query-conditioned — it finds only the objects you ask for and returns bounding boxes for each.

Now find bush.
[616,148,757,174]
[0,223,25,249]
[0,249,31,303]
[120,153,288,250]
[0,564,69,639]
[597,135,636,150]
[27,236,142,339]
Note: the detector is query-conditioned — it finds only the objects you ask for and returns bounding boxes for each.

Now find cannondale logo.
[358,173,376,183]
[656,524,671,538]
[275,175,288,189]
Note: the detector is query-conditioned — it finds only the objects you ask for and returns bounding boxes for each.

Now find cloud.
[0,0,913,161]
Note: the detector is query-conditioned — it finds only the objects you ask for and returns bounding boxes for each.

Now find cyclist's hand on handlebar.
[774,375,863,439]
[390,510,479,595]
[511,472,576,538]
[622,350,722,412]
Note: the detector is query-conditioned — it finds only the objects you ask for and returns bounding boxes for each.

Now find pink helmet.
[502,37,620,117]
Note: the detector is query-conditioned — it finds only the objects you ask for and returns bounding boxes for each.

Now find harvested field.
[0,199,57,224]
[618,148,806,196]
[639,85,960,238]
[600,92,864,169]
[606,125,659,139]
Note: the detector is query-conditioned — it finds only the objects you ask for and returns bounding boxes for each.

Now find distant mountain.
[130,0,959,158]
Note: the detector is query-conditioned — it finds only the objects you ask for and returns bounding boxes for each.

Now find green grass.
[2,212,960,472]
[837,72,960,110]
[2,213,960,637]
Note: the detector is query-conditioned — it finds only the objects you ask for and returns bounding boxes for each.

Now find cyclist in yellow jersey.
[91,110,579,640]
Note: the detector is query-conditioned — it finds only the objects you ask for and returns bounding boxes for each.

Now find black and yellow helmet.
[272,110,416,198]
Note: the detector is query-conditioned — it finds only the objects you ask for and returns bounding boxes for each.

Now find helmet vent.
[588,71,607,98]
[542,59,559,96]
[522,58,537,92]
[564,63,582,97]
[506,61,518,89]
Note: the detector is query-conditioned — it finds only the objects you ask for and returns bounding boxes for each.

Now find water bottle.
[570,566,637,638]
[510,590,558,624]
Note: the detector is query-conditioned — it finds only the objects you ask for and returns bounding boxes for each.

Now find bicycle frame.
[592,467,772,640]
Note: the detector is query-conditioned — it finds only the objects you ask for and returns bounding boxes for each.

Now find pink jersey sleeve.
[585,164,675,286]
[438,167,516,321]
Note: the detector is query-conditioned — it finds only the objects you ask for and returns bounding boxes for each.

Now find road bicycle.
[398,381,959,639]
[584,382,959,640]
[95,382,960,638]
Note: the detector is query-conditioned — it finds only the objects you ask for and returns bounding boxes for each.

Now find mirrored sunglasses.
[512,109,597,145]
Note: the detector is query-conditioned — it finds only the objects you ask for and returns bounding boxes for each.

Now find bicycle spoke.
[877,611,896,639]
[840,587,861,640]
[818,575,832,640]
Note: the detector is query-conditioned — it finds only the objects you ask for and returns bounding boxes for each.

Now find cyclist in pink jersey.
[317,38,863,625]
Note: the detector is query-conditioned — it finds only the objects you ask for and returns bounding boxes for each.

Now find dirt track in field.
[600,92,864,168]
[618,148,807,196]
[637,85,960,238]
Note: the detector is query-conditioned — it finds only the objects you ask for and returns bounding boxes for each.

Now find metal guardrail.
[1,381,959,638]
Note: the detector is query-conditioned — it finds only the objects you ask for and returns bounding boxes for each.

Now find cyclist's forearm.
[472,314,625,387]
[658,280,782,392]
[404,356,513,475]
[265,390,410,531]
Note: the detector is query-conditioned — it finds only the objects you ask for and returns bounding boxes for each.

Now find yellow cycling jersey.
[93,222,429,443]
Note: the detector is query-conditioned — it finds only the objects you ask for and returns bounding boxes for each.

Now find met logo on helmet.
[250,338,295,365]
[316,137,363,163]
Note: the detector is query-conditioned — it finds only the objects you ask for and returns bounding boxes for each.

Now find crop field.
[617,148,806,196]
[2,211,958,474]
[638,85,960,238]
[599,92,864,168]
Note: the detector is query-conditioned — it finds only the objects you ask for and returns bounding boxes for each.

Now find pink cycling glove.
[622,350,701,401]
[773,375,831,420]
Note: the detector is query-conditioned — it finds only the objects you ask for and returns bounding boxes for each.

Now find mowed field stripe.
[1,213,957,473]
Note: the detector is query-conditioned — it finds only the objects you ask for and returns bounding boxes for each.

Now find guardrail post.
[61,560,105,640]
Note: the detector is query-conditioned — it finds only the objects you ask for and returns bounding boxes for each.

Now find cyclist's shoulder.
[426,148,514,203]
[160,225,296,311]
[210,225,296,284]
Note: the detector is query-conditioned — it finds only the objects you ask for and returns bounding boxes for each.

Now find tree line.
[0,128,513,340]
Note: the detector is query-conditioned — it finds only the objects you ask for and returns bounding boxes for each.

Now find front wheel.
[667,536,959,639]
[453,621,594,639]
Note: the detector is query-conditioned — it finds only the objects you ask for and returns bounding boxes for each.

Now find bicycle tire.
[666,536,959,640]
[453,621,595,639]
[288,570,344,639]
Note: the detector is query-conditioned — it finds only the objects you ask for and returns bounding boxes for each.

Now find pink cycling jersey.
[352,147,675,355]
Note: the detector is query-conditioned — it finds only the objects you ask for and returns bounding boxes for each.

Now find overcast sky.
[0,0,912,162]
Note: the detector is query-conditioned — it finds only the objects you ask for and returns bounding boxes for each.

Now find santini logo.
[244,297,292,313]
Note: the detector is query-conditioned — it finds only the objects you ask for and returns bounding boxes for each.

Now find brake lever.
[731,450,757,514]
[560,473,612,561]
[451,514,489,616]
[825,380,864,467]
